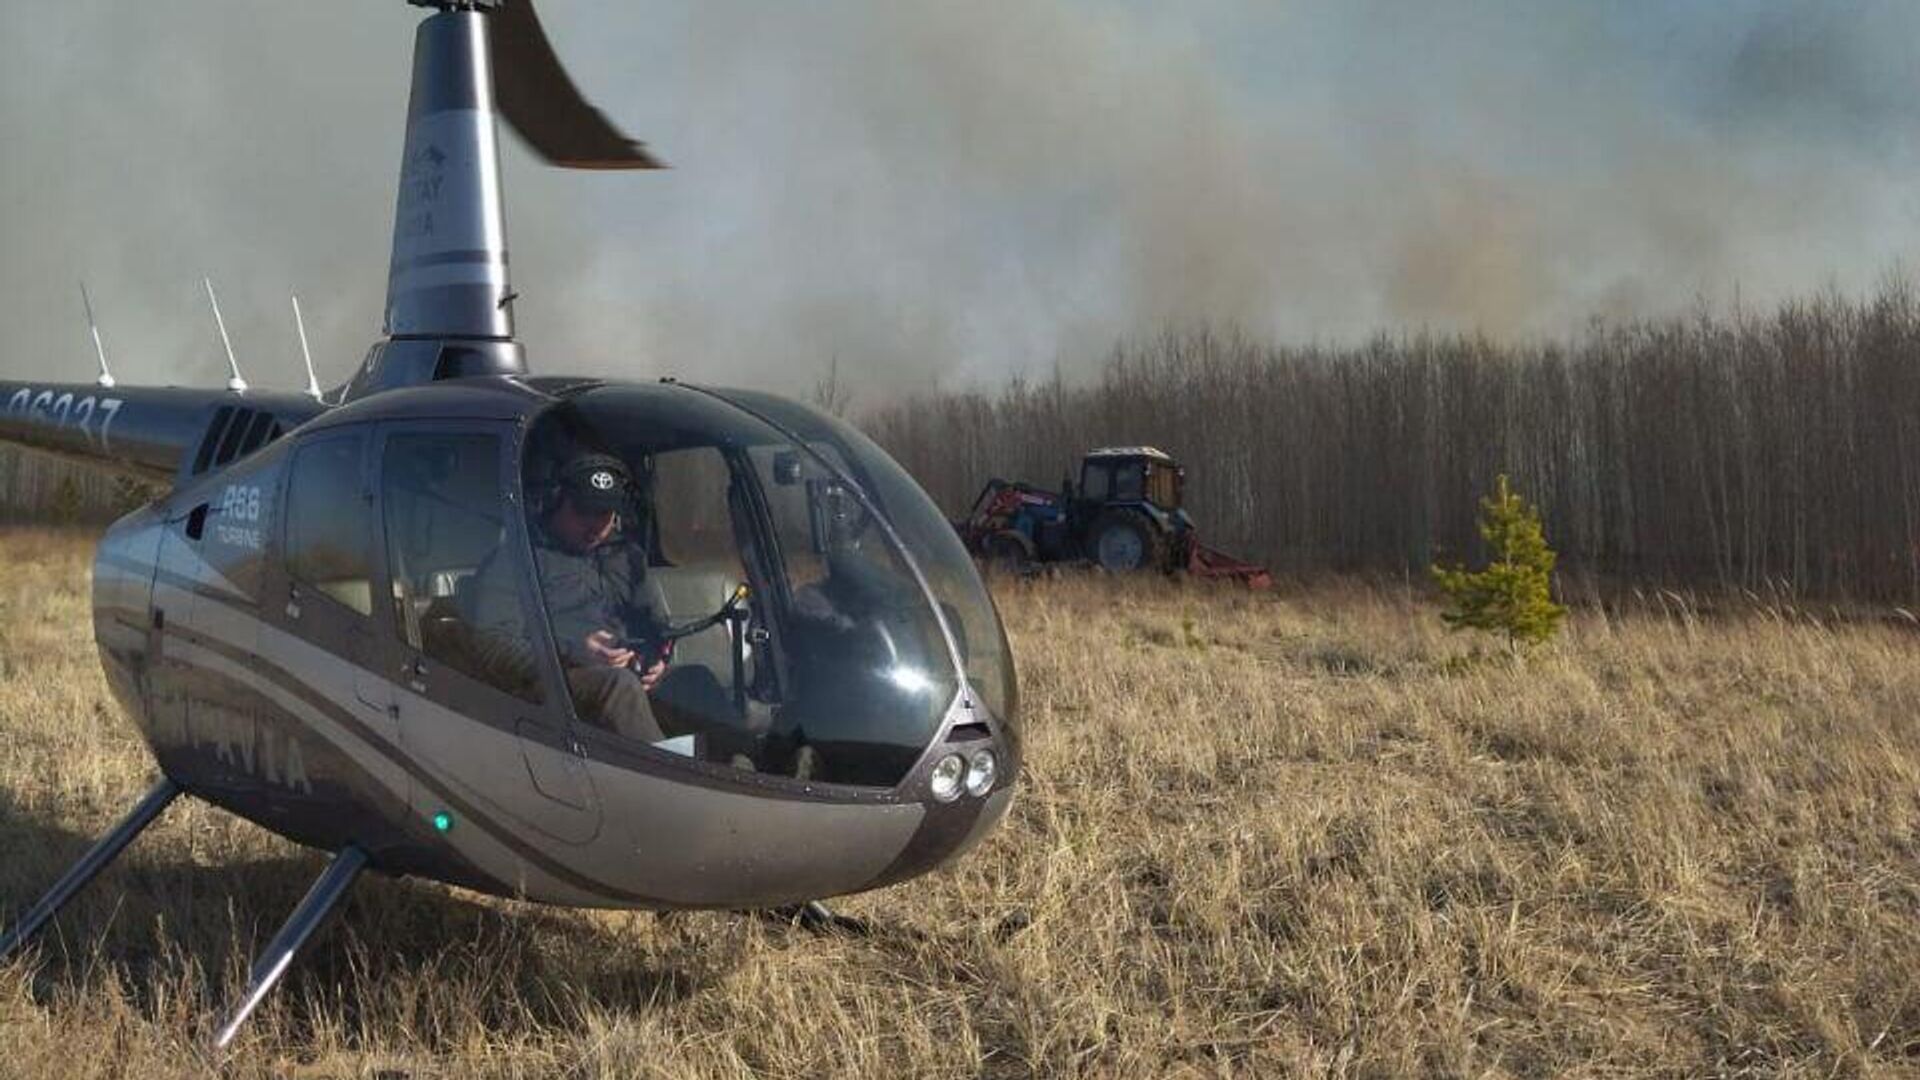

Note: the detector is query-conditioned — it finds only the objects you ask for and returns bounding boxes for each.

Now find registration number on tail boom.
[4,387,124,450]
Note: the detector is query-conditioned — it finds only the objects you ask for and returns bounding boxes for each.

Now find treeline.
[0,447,153,525]
[862,285,1920,604]
[8,285,1919,601]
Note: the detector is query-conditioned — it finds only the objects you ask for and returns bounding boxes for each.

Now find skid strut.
[0,777,180,961]
[213,845,368,1050]
[766,900,871,935]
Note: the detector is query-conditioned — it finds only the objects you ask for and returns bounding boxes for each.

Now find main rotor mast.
[345,0,662,401]
[386,2,515,344]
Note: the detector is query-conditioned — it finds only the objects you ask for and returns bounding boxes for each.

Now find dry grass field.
[3,527,1919,1077]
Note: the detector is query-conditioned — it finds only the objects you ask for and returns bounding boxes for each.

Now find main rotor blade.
[490,0,665,169]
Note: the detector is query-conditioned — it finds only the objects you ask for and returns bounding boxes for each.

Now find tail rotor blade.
[489,0,664,169]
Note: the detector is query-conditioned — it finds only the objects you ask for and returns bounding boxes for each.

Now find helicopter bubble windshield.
[709,389,1019,753]
[512,384,1013,789]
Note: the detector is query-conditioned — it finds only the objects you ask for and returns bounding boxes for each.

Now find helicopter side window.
[381,432,544,705]
[284,434,374,617]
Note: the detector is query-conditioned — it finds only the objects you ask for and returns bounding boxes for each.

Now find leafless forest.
[9,286,1920,600]
[866,286,1920,604]
[0,449,147,525]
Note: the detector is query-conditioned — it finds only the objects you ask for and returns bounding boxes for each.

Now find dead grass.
[2,529,1919,1077]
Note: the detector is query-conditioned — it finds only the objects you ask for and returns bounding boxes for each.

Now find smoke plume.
[2,1,1918,399]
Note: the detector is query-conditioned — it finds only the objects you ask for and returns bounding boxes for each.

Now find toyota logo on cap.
[590,470,617,490]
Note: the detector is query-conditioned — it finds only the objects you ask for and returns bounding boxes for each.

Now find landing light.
[929,754,965,801]
[965,750,997,796]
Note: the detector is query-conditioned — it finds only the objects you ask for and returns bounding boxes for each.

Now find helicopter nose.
[861,736,1016,891]
[851,696,1018,888]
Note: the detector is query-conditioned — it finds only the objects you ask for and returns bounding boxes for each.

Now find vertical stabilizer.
[385,7,513,341]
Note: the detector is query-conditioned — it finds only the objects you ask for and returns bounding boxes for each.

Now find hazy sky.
[2,1,1917,399]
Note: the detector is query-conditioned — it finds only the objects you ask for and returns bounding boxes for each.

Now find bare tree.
[809,354,855,419]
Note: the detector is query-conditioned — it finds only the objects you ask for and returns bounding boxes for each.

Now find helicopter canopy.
[434,384,1015,790]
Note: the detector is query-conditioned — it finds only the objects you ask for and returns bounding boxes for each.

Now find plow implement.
[1186,538,1273,590]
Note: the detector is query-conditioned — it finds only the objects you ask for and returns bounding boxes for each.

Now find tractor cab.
[1069,447,1194,571]
[1077,447,1184,513]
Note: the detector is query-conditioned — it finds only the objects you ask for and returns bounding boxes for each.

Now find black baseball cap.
[558,453,632,513]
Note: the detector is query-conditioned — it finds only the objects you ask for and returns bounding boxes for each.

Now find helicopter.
[0,0,1018,1049]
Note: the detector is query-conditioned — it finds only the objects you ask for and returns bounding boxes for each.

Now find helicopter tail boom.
[0,380,325,485]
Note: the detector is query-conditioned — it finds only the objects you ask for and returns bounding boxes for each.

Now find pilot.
[473,451,671,743]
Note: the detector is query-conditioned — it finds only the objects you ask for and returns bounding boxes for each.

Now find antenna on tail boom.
[291,294,322,402]
[79,282,115,388]
[202,277,248,393]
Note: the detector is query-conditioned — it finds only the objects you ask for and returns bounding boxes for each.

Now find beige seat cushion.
[315,578,372,615]
[649,564,744,681]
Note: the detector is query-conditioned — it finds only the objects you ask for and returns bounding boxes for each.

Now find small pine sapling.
[1431,474,1567,650]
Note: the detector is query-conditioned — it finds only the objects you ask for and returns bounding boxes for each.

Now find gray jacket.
[466,528,667,677]
[528,533,667,666]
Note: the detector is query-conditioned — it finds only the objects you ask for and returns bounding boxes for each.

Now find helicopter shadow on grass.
[0,787,724,1047]
[753,904,1057,1071]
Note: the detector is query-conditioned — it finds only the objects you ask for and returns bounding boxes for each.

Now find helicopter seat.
[314,578,373,616]
[385,564,479,654]
[418,596,474,665]
[647,563,746,695]
[414,566,479,640]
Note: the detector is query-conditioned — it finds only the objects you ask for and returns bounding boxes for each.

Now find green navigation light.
[432,811,454,833]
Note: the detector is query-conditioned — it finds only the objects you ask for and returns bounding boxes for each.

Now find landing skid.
[764,900,872,935]
[0,776,370,1050]
[0,777,180,961]
[212,846,367,1049]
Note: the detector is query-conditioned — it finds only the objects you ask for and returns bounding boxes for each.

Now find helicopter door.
[259,429,403,818]
[371,422,601,846]
[146,503,204,768]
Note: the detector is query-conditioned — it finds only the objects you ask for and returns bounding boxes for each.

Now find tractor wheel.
[1087,510,1166,573]
[984,532,1033,577]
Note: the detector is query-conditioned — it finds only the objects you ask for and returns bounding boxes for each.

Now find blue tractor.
[957,447,1273,585]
